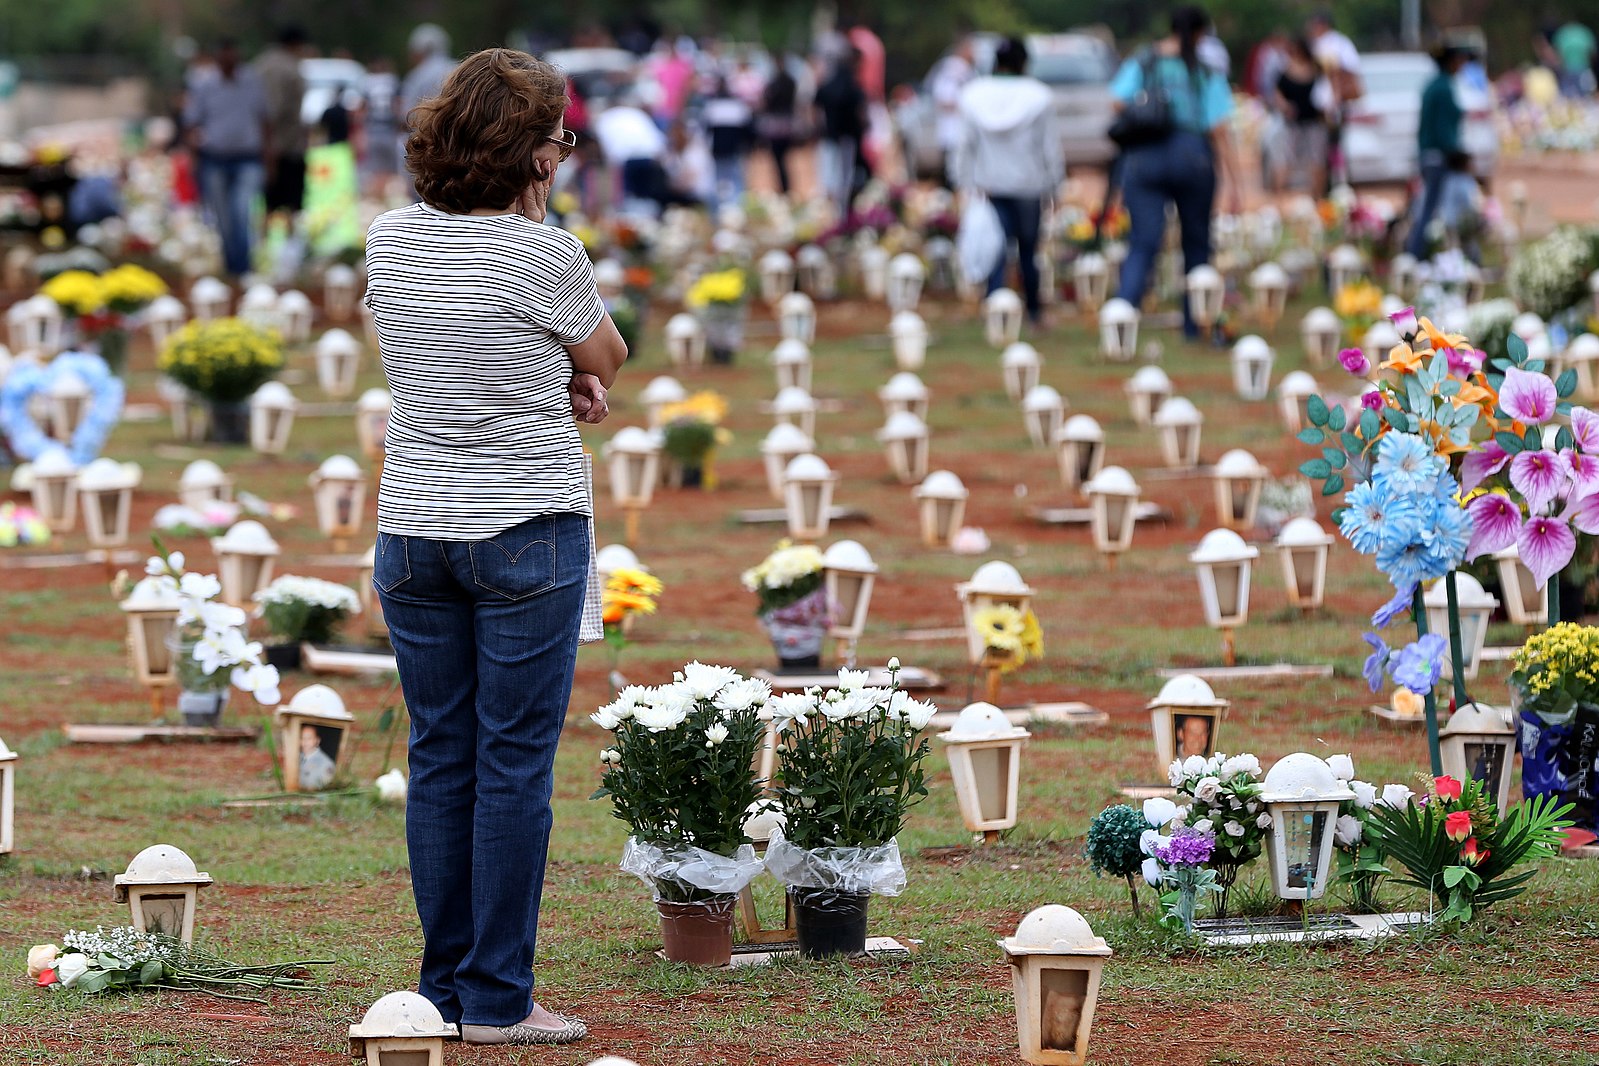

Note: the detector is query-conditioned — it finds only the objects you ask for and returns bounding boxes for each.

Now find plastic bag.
[619,837,764,900]
[763,827,907,896]
[956,195,1004,287]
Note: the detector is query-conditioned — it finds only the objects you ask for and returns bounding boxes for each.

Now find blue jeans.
[197,153,263,277]
[1117,131,1217,337]
[1404,152,1448,259]
[374,512,590,1027]
[987,195,1043,320]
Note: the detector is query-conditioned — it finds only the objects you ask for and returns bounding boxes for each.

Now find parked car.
[1342,52,1498,184]
[299,57,367,127]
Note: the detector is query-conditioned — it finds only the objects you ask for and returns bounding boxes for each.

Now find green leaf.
[1297,426,1326,445]
[1495,431,1525,454]
[1322,473,1345,496]
[1306,394,1330,426]
[1507,332,1528,364]
[1300,458,1332,479]
[1557,427,1575,453]
[139,960,164,985]
[1443,865,1471,889]
[1383,406,1407,429]
[1341,431,1364,454]
[376,707,395,733]
[1525,425,1543,451]
[75,971,113,994]
[1327,405,1347,431]
[1324,448,1347,470]
[1557,368,1578,397]
[1359,408,1380,438]
[1438,378,1461,398]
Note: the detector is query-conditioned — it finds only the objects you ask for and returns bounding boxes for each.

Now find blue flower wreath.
[0,351,124,465]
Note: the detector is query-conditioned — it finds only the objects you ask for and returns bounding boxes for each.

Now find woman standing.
[1272,38,1326,194]
[1110,6,1241,338]
[365,48,626,1046]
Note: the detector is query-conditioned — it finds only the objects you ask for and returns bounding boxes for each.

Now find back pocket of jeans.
[374,532,411,592]
[468,517,557,601]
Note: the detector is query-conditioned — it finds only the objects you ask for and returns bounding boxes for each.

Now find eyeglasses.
[547,129,577,161]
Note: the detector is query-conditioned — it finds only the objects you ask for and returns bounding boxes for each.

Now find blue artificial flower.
[1376,536,1431,591]
[1340,480,1395,555]
[1371,583,1416,629]
[1362,632,1390,693]
[1433,469,1461,503]
[1391,633,1448,695]
[1373,432,1442,496]
[1421,498,1473,575]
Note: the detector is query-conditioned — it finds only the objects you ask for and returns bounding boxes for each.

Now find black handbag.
[1108,51,1174,148]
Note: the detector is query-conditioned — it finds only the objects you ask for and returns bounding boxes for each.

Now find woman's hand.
[518,173,552,223]
[569,373,609,424]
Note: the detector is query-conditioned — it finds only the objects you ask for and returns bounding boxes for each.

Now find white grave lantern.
[1494,544,1549,626]
[822,539,878,662]
[939,702,1030,836]
[1073,252,1110,313]
[238,282,279,332]
[796,243,837,298]
[887,253,926,312]
[890,310,929,370]
[1231,335,1275,400]
[1275,370,1319,433]
[594,259,625,302]
[1152,397,1204,469]
[1424,573,1500,682]
[178,459,232,510]
[1440,703,1517,813]
[664,313,707,370]
[145,294,187,351]
[1001,342,1043,402]
[276,289,313,342]
[277,684,354,791]
[11,294,63,355]
[212,520,280,607]
[782,453,837,542]
[915,470,969,548]
[957,561,1035,665]
[985,288,1025,348]
[120,576,184,701]
[1261,753,1355,900]
[1510,312,1545,347]
[639,376,687,429]
[1148,674,1228,776]
[1249,261,1290,329]
[189,275,230,320]
[1567,334,1599,400]
[1021,385,1066,449]
[772,386,817,439]
[350,991,458,1066]
[0,737,13,855]
[29,447,79,532]
[1326,244,1364,296]
[77,458,141,549]
[1590,269,1599,319]
[1123,365,1171,426]
[1185,265,1225,328]
[858,243,889,300]
[249,381,298,455]
[1054,415,1105,495]
[1211,449,1267,531]
[1276,517,1334,611]
[1084,466,1140,562]
[355,388,392,462]
[323,263,359,322]
[879,371,929,420]
[309,455,368,547]
[1300,306,1341,368]
[1364,319,1402,375]
[1098,298,1139,362]
[878,410,931,484]
[1000,905,1112,1066]
[777,291,817,345]
[1191,529,1258,664]
[758,249,796,304]
[44,369,90,444]
[607,426,660,545]
[1389,252,1418,300]
[315,328,362,398]
[771,339,812,393]
[114,844,212,944]
[760,423,814,501]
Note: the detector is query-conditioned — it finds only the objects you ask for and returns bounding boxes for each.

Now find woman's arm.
[565,313,628,389]
[1211,124,1242,215]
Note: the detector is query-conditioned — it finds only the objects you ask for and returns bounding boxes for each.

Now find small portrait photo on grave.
[1464,742,1506,799]
[297,723,342,791]
[1172,713,1215,761]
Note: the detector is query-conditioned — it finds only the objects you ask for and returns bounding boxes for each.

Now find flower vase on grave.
[699,303,746,365]
[207,401,250,445]
[165,634,232,726]
[96,326,130,376]
[760,587,831,671]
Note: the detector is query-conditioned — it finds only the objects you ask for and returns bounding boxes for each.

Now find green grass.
[3,278,1599,1066]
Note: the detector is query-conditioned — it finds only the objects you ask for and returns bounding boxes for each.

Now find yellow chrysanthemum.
[973,604,1026,656]
[684,269,747,309]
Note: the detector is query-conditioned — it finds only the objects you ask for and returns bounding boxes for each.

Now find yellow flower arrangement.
[100,264,168,312]
[658,391,728,427]
[972,604,1045,672]
[158,318,284,403]
[602,567,662,628]
[40,270,106,317]
[1333,279,1382,321]
[685,269,747,309]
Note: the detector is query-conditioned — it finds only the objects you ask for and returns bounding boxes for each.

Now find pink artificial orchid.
[1573,407,1599,452]
[1509,449,1571,515]
[1499,366,1558,425]
[1567,451,1599,497]
[1466,492,1522,559]
[1519,515,1577,587]
[1568,493,1599,536]
[1461,441,1510,493]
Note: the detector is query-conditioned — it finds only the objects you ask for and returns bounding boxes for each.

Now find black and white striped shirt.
[365,203,606,539]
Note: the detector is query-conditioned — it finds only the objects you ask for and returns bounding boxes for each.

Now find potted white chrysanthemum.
[253,575,362,671]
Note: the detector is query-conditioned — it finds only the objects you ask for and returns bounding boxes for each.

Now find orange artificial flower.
[1381,344,1426,375]
[1460,836,1490,866]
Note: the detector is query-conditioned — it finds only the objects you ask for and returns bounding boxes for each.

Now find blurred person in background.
[1271,38,1326,193]
[758,53,800,196]
[184,38,269,276]
[1404,45,1469,259]
[593,97,670,214]
[363,57,401,180]
[929,36,975,186]
[1554,20,1597,97]
[954,36,1060,326]
[815,48,870,217]
[402,25,458,133]
[256,26,309,221]
[1306,9,1362,192]
[847,23,890,175]
[661,118,714,206]
[703,78,754,213]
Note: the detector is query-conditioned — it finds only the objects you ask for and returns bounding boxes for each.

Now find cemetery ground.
[4,296,1599,1065]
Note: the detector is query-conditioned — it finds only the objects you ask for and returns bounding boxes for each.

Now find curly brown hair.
[406,48,568,214]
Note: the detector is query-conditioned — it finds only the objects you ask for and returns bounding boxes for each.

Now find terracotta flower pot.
[657,896,736,966]
[790,888,870,959]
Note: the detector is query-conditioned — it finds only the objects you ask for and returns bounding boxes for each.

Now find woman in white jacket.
[954,37,1062,325]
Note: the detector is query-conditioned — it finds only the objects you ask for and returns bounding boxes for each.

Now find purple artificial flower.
[1389,306,1418,338]
[1466,492,1522,559]
[1569,492,1599,536]
[1499,366,1558,425]
[1153,826,1216,867]
[1509,449,1570,515]
[1362,388,1386,411]
[1519,516,1576,588]
[1461,441,1510,493]
[1339,347,1371,376]
[1363,632,1391,692]
[1444,345,1482,378]
[1567,450,1599,497]
[1572,407,1599,452]
[1391,633,1448,695]
[1371,583,1416,629]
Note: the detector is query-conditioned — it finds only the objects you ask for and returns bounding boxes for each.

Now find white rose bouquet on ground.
[1168,752,1267,918]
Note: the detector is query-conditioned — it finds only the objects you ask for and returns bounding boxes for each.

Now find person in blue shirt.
[1109,5,1241,338]
[1403,45,1468,259]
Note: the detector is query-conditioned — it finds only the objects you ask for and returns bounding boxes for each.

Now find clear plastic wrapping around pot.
[619,837,765,899]
[763,828,907,896]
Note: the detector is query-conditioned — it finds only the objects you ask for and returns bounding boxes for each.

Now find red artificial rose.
[1434,776,1463,802]
[1445,810,1473,842]
[1461,837,1489,866]
[36,968,58,988]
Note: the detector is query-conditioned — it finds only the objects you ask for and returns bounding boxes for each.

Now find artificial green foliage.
[1085,804,1150,917]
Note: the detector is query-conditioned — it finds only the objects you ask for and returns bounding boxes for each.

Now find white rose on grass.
[1256,813,1273,829]
[704,723,729,746]
[1351,781,1378,809]
[1142,857,1163,886]
[374,768,407,803]
[54,953,90,988]
[1143,797,1178,827]
[26,944,59,978]
[1380,783,1415,808]
[1334,814,1364,847]
[1193,776,1222,804]
[1327,754,1355,781]
[1223,820,1245,838]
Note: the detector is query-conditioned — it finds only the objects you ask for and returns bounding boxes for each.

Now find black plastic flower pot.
[789,888,870,959]
[264,643,302,672]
